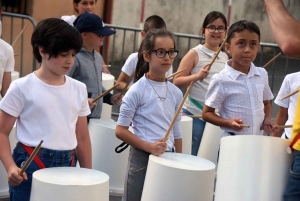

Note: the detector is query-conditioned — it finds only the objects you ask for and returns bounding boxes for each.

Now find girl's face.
[144,36,176,77]
[203,18,227,48]
[74,0,96,14]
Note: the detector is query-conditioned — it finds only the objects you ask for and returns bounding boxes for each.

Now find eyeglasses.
[205,26,226,33]
[151,49,179,59]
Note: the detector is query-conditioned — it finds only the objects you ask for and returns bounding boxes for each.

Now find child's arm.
[0,110,27,186]
[75,116,92,168]
[173,49,210,88]
[262,100,277,134]
[202,105,243,131]
[116,125,167,156]
[272,106,288,137]
[116,71,131,91]
[1,72,11,97]
[174,139,182,153]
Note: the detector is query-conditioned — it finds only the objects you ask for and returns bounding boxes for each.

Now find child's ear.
[225,43,231,54]
[143,51,150,62]
[38,47,48,59]
[141,31,146,39]
[81,32,87,38]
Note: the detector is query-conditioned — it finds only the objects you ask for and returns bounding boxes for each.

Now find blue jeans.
[284,150,300,200]
[182,108,206,156]
[9,144,77,201]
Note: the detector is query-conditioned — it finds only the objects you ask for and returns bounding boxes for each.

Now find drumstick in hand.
[19,140,43,175]
[276,125,293,129]
[281,89,299,100]
[200,38,227,82]
[163,81,194,142]
[166,68,187,80]
[121,73,134,96]
[92,83,120,103]
[263,53,281,68]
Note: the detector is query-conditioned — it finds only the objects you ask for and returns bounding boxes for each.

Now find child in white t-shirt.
[0,38,14,97]
[0,18,92,201]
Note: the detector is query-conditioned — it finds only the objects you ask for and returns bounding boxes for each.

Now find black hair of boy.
[143,15,166,33]
[201,11,227,35]
[226,20,261,43]
[31,18,82,63]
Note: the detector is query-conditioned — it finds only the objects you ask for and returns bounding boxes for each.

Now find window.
[1,0,30,15]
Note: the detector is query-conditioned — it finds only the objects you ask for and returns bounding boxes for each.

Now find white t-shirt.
[0,73,90,150]
[205,60,274,137]
[0,39,14,91]
[274,72,300,139]
[117,75,182,151]
[61,15,77,26]
[121,52,173,85]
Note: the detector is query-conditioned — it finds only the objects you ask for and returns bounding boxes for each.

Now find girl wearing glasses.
[116,29,182,201]
[173,11,228,156]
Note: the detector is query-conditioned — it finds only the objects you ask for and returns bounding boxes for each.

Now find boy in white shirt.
[0,38,14,97]
[116,15,173,91]
[202,20,277,136]
[0,18,92,201]
[272,72,300,139]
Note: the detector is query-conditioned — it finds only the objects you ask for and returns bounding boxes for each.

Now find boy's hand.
[102,66,111,74]
[149,139,167,156]
[8,165,27,186]
[230,118,244,131]
[88,98,97,109]
[197,63,210,80]
[263,119,277,134]
[111,93,123,105]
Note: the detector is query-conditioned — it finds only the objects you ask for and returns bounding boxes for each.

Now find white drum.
[215,135,293,201]
[101,73,115,120]
[30,167,109,201]
[197,122,223,165]
[88,118,129,195]
[0,123,17,198]
[141,153,215,201]
[180,116,192,154]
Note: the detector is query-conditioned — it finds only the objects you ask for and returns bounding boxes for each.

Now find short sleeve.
[121,53,138,76]
[262,69,274,101]
[274,75,290,108]
[0,81,23,117]
[78,85,91,117]
[205,75,224,110]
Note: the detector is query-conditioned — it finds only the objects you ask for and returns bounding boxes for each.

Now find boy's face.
[225,30,260,69]
[82,32,104,49]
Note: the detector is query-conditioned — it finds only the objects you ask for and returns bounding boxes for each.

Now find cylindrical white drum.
[215,135,293,201]
[180,116,192,154]
[88,119,129,195]
[101,73,115,120]
[141,153,216,201]
[197,122,223,165]
[30,167,109,201]
[0,123,17,198]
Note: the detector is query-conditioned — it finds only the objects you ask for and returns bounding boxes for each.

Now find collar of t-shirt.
[224,60,261,80]
[198,44,220,59]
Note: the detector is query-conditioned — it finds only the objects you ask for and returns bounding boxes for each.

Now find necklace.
[146,73,166,82]
[146,77,168,101]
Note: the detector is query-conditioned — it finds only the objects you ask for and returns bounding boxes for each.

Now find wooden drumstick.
[121,73,134,96]
[103,65,111,67]
[240,124,250,128]
[188,115,202,118]
[263,53,281,68]
[12,22,29,47]
[281,89,299,100]
[277,125,293,129]
[14,54,18,57]
[166,68,187,79]
[19,140,43,175]
[200,38,227,82]
[92,83,120,103]
[163,81,194,142]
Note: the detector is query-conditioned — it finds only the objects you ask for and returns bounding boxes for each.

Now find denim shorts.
[9,143,77,201]
[284,150,300,200]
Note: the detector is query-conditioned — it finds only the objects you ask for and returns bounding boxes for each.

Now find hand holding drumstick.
[230,118,246,131]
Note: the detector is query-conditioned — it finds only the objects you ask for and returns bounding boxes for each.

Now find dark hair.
[73,0,97,13]
[201,11,227,35]
[135,29,176,81]
[31,18,82,63]
[143,15,166,33]
[226,20,260,43]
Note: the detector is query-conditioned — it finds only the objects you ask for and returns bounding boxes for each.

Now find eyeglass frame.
[150,49,179,59]
[205,26,227,33]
